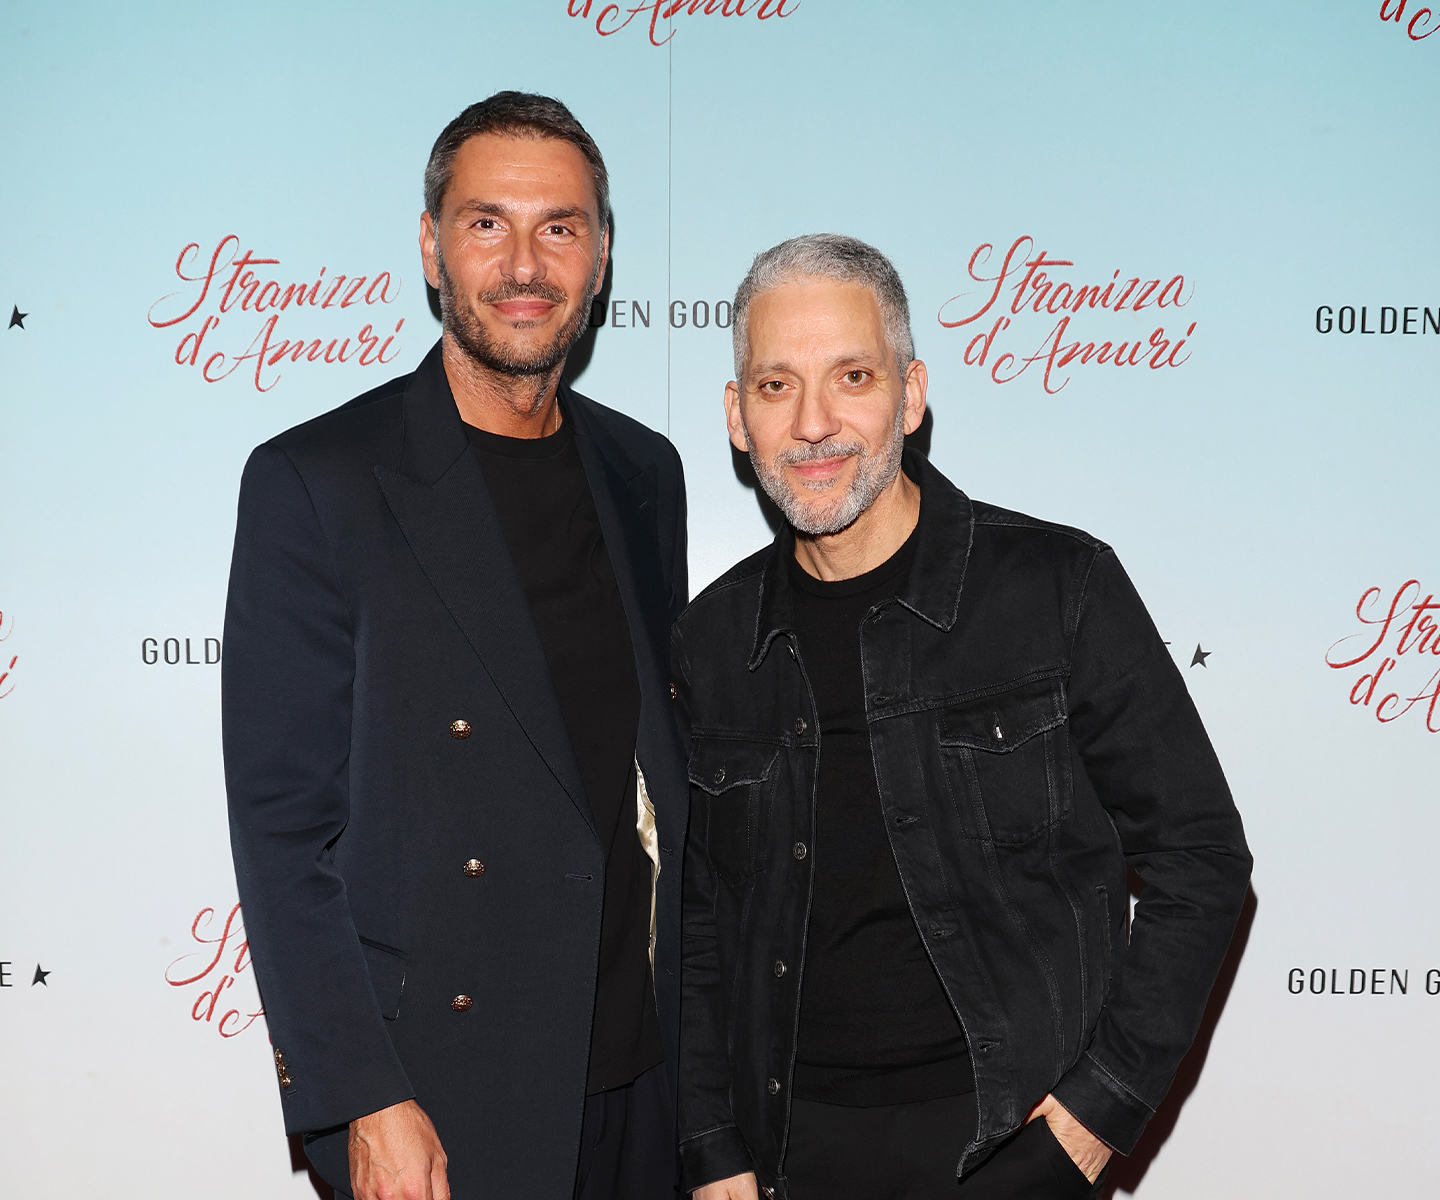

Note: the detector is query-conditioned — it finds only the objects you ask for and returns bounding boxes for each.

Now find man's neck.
[442,334,565,438]
[792,471,921,583]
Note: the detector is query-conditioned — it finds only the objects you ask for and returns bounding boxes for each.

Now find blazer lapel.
[374,345,595,835]
[567,393,672,709]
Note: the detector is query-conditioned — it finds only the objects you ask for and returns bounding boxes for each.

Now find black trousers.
[310,1063,675,1200]
[573,1062,677,1200]
[785,1093,1105,1200]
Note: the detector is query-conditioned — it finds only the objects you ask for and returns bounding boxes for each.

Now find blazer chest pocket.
[938,677,1069,844]
[689,738,781,880]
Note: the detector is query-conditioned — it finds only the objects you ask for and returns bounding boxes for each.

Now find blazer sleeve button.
[449,719,472,739]
[451,994,473,1012]
[463,859,485,877]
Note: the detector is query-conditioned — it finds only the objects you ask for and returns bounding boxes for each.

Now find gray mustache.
[775,439,865,466]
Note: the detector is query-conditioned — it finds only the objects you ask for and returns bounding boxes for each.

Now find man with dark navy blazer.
[222,93,688,1200]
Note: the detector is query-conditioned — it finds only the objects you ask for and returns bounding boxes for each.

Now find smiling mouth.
[490,299,558,322]
[787,455,853,487]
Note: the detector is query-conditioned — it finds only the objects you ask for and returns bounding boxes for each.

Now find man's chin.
[448,327,569,378]
[490,336,560,364]
[786,499,861,538]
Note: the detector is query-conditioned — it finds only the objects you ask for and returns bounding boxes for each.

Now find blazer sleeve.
[1051,547,1252,1153]
[222,441,414,1134]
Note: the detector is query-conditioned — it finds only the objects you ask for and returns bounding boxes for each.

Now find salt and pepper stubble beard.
[744,390,909,537]
[435,240,603,399]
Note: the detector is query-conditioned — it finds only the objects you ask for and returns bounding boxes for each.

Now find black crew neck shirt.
[466,411,662,1095]
[789,523,973,1107]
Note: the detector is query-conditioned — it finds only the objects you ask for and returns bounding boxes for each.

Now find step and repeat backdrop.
[1,1,1436,1196]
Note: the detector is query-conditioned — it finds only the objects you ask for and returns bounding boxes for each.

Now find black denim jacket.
[671,452,1251,1196]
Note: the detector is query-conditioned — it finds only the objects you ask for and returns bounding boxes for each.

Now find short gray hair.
[731,234,914,379]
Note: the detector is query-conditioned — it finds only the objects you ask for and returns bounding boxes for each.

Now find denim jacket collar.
[747,449,974,670]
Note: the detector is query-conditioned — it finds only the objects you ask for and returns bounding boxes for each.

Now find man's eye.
[548,224,570,235]
[762,380,785,392]
[845,370,867,384]
[477,218,497,230]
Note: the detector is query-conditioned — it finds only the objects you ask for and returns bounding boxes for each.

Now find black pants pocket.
[958,1118,1095,1199]
[1032,1118,1098,1197]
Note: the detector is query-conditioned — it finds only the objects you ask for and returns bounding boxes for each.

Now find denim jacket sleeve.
[672,624,759,1191]
[1051,548,1253,1153]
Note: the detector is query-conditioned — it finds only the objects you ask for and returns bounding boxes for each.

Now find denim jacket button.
[794,718,807,735]
[774,960,786,977]
[714,768,726,785]
[767,1078,780,1095]
[792,841,807,860]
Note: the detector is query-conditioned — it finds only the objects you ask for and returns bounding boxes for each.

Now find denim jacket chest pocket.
[936,676,1070,844]
[688,737,782,880]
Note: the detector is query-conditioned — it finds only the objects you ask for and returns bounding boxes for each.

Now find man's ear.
[419,211,440,291]
[902,358,929,436]
[724,380,750,453]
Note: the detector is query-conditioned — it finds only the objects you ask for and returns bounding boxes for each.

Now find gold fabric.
[635,758,660,968]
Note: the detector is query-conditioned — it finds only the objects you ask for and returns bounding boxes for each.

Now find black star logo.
[9,306,26,330]
[1191,644,1211,668]
[32,964,50,986]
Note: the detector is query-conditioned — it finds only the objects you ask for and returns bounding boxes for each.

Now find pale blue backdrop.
[1,2,1436,1195]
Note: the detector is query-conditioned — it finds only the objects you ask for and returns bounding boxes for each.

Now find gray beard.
[747,399,908,536]
[436,249,600,381]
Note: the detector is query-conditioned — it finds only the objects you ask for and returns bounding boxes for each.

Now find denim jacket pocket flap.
[688,738,781,795]
[358,936,408,1021]
[938,677,1067,753]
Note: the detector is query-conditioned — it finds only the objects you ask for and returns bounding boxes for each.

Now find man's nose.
[791,384,842,444]
[501,232,544,285]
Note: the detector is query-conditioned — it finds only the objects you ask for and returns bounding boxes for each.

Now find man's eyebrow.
[748,351,887,379]
[452,200,592,225]
[454,200,509,218]
[828,351,887,372]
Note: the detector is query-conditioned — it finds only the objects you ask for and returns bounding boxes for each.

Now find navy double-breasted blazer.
[221,341,689,1198]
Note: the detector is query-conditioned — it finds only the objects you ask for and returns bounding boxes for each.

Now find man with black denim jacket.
[672,235,1251,1200]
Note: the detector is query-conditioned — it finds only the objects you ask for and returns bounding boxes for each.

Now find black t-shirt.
[466,411,662,1094]
[789,523,973,1106]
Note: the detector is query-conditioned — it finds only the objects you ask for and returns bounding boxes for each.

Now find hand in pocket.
[1025,1094,1112,1184]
